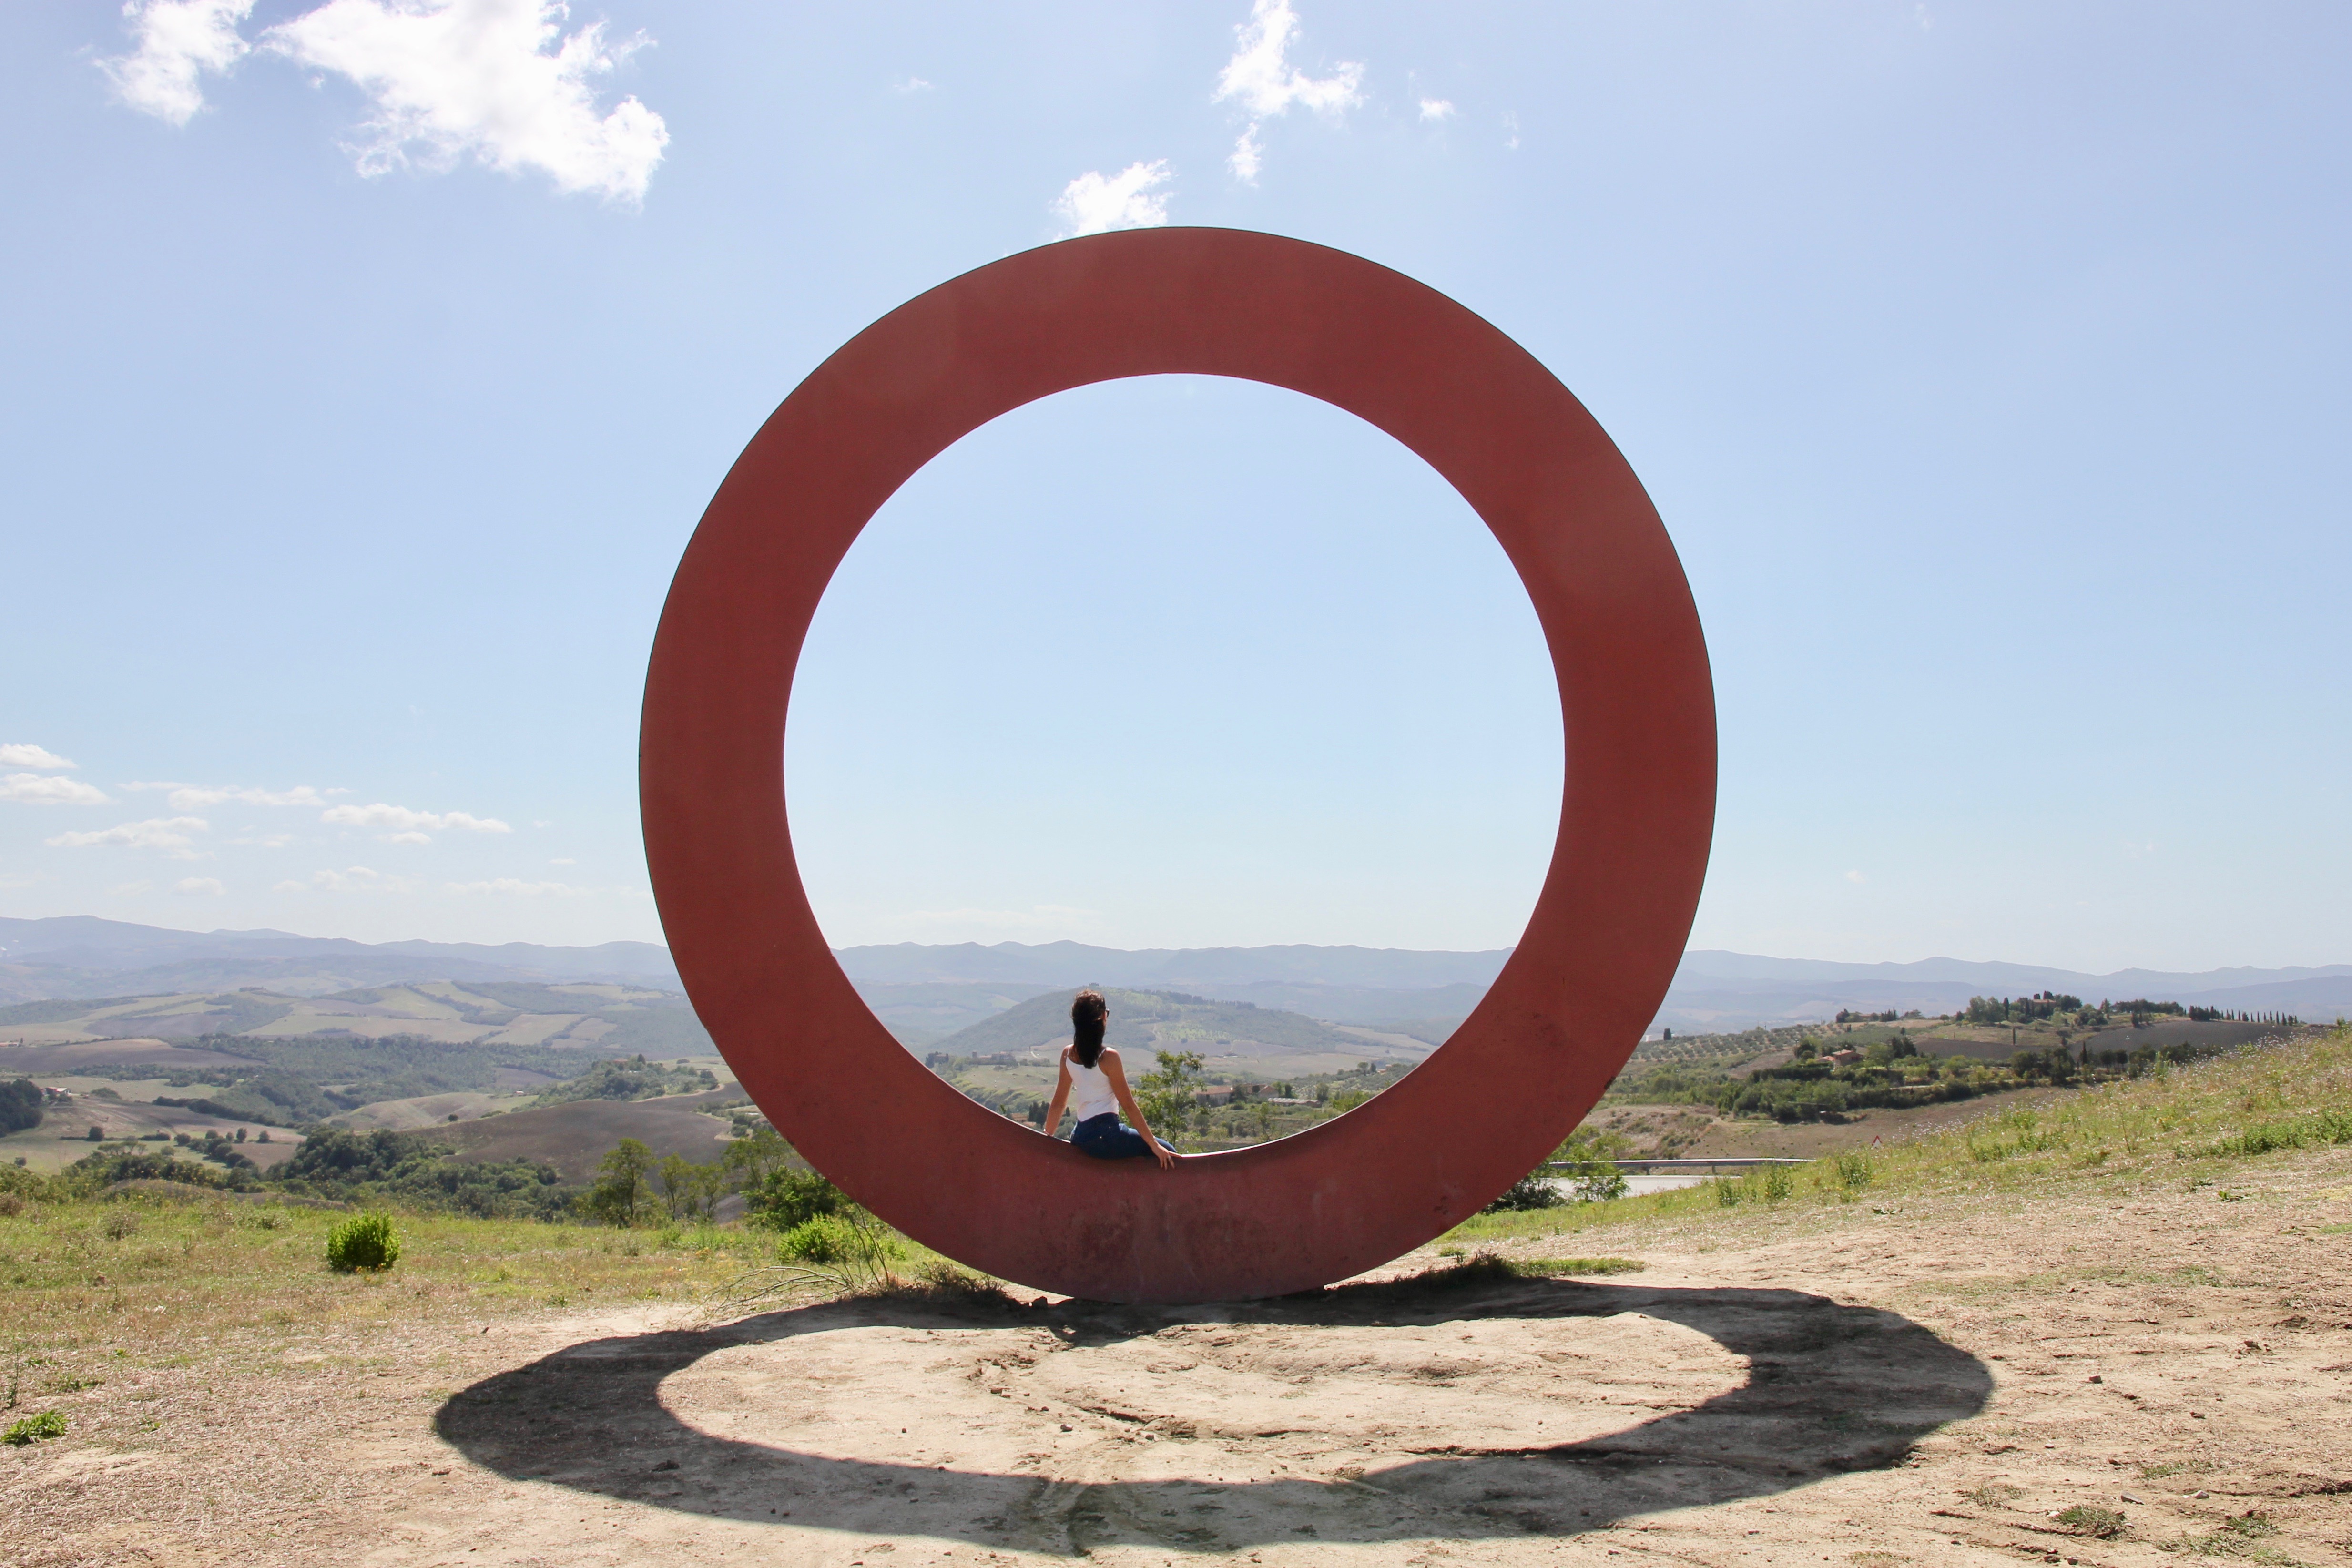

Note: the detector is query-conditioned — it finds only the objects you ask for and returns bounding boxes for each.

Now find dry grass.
[1444,1023,2352,1251]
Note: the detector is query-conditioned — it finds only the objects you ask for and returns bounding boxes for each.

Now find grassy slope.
[1447,1024,2352,1250]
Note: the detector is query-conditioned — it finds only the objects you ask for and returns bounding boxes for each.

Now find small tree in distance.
[1136,1050,1205,1146]
[581,1137,653,1226]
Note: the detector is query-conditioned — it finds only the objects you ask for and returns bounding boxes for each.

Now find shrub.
[4,1410,67,1446]
[777,1212,885,1265]
[2055,1505,2126,1539]
[1481,1173,1564,1212]
[1824,1151,1873,1198]
[1518,1256,1646,1276]
[324,1211,402,1273]
[745,1167,847,1231]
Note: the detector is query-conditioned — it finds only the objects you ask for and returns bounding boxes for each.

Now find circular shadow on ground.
[435,1273,1989,1555]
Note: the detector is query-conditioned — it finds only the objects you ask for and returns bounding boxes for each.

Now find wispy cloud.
[321,802,513,839]
[1053,160,1172,237]
[1844,869,1867,884]
[263,0,669,202]
[174,876,225,896]
[100,0,254,126]
[1215,0,1363,118]
[446,877,583,896]
[1228,123,1263,183]
[1418,97,1454,122]
[891,76,932,94]
[1213,0,1363,184]
[275,865,419,893]
[102,0,668,203]
[0,744,78,771]
[1,773,111,806]
[45,816,210,858]
[134,782,331,811]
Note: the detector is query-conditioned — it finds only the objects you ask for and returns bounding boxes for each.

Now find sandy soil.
[6,1160,2349,1568]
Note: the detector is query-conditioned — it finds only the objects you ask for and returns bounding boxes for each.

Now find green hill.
[929,986,1371,1061]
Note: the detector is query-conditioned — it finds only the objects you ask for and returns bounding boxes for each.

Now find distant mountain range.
[4,917,2346,1036]
[0,915,680,1002]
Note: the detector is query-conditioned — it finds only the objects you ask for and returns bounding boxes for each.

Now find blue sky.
[2,1,2345,972]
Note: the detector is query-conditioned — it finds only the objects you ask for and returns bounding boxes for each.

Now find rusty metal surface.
[641,228,1714,1304]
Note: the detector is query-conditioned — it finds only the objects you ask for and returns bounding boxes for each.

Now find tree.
[1135,1050,1205,1144]
[658,1153,724,1222]
[722,1127,792,1192]
[581,1138,653,1227]
[743,1167,846,1231]
[0,1079,41,1135]
[1552,1127,1633,1202]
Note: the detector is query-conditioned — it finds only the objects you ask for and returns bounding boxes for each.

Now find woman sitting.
[1038,989,1177,1169]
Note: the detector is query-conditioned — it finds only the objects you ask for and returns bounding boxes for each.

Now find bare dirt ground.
[7,1147,2348,1568]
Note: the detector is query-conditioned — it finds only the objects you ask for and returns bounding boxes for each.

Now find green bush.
[324,1211,402,1273]
[1480,1173,1565,1212]
[4,1409,67,1446]
[746,1167,847,1231]
[776,1212,890,1265]
[1824,1151,1873,1198]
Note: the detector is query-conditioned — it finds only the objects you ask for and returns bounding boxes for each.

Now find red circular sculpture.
[641,228,1714,1305]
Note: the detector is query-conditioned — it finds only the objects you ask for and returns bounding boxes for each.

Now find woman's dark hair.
[1070,989,1108,1068]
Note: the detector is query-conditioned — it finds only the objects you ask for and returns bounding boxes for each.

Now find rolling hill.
[928,986,1421,1068]
[0,979,712,1055]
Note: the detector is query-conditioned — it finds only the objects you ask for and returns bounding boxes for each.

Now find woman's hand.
[1103,1049,1176,1170]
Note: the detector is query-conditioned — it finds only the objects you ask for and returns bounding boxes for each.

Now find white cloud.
[1845,869,1867,884]
[1214,0,1363,119]
[262,0,669,203]
[142,782,329,811]
[891,76,932,94]
[0,744,78,770]
[231,832,297,848]
[1418,97,1454,122]
[1503,111,1520,150]
[446,878,583,896]
[276,865,418,893]
[321,802,513,838]
[1227,123,1263,183]
[174,876,225,896]
[549,857,577,865]
[385,830,432,845]
[1053,160,1171,237]
[1,773,112,806]
[45,816,210,858]
[1213,1,1363,184]
[101,0,255,126]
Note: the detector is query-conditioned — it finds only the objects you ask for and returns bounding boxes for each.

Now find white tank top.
[1066,1050,1118,1121]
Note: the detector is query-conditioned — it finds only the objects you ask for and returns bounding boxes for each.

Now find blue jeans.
[1070,1112,1173,1160]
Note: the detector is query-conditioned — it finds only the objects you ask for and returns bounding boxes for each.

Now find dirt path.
[7,1159,2349,1567]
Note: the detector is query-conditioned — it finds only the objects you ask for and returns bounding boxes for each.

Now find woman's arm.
[1101,1049,1175,1170]
[1040,1054,1072,1139]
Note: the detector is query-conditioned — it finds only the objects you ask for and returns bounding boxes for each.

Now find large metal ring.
[641,228,1715,1304]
